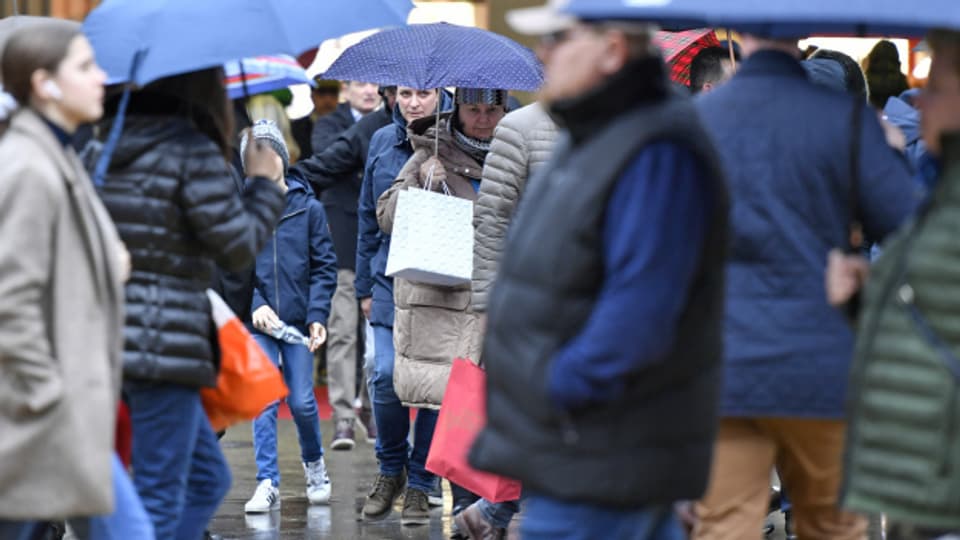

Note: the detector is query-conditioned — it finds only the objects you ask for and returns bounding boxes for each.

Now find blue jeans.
[370,324,438,492]
[363,320,376,405]
[127,382,232,540]
[522,495,683,540]
[252,333,324,486]
[364,321,379,454]
[477,498,521,529]
[0,455,153,540]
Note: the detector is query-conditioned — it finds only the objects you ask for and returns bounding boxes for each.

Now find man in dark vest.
[468,3,729,539]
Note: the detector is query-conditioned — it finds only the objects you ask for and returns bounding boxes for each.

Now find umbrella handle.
[434,104,440,159]
[93,49,145,187]
[239,59,250,99]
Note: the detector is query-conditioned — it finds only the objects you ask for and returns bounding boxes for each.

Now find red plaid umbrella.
[655,29,721,86]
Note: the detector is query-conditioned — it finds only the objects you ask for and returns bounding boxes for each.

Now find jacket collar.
[335,102,356,124]
[11,109,80,187]
[282,177,310,212]
[548,56,670,145]
[737,49,807,80]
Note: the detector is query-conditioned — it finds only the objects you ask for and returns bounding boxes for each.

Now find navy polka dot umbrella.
[323,22,543,92]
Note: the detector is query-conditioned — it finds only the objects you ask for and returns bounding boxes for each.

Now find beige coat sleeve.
[471,122,529,312]
[377,148,430,235]
[0,162,63,417]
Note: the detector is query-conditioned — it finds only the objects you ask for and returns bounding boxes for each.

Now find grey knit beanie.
[240,119,290,174]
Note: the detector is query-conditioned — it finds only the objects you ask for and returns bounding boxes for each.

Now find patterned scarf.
[450,122,491,166]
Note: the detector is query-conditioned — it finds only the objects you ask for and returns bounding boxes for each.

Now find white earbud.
[42,80,62,100]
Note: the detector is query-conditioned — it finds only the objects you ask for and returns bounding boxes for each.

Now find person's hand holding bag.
[419,156,447,192]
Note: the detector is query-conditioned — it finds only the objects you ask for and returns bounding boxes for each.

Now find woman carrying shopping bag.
[240,119,339,514]
[0,20,152,539]
[357,87,452,525]
[377,87,508,529]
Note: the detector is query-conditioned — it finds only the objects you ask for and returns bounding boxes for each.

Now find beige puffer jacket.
[377,115,483,408]
[472,103,558,313]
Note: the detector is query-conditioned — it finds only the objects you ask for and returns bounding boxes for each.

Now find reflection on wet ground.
[210,419,791,539]
[210,419,456,539]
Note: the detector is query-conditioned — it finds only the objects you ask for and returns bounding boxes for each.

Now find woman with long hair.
[94,67,285,538]
[0,20,152,539]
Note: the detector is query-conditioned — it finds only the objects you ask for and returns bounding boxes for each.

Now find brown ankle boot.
[453,503,505,540]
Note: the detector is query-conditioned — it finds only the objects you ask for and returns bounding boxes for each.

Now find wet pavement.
[210,418,791,539]
[210,418,460,540]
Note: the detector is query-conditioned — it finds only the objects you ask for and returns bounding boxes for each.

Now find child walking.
[241,120,339,513]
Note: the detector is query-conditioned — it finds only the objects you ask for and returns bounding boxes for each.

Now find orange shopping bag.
[201,290,288,432]
[426,358,521,503]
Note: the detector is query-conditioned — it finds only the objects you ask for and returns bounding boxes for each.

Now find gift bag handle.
[423,161,452,196]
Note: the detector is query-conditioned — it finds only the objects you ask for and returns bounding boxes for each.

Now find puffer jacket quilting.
[96,115,284,388]
[472,103,558,313]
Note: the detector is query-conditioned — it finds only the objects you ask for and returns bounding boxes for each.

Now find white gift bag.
[386,187,473,287]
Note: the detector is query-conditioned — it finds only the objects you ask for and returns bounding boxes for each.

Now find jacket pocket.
[396,279,471,311]
[0,360,64,418]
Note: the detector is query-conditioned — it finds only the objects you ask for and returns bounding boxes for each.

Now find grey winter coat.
[472,102,557,313]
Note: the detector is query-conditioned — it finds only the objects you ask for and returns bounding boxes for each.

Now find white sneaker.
[245,479,280,513]
[304,459,332,505]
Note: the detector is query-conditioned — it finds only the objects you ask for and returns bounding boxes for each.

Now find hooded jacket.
[291,105,393,271]
[251,177,338,330]
[355,91,453,327]
[884,91,935,188]
[96,114,284,388]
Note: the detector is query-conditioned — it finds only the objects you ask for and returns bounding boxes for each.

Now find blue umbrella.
[84,0,412,187]
[567,0,959,38]
[84,0,414,86]
[323,22,543,91]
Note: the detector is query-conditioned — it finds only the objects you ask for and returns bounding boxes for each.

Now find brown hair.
[105,67,235,159]
[1,20,81,106]
[928,29,960,79]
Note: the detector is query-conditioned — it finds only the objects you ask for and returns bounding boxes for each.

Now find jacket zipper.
[272,208,306,323]
[273,229,280,321]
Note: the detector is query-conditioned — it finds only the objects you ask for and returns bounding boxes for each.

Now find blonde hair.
[245,94,300,163]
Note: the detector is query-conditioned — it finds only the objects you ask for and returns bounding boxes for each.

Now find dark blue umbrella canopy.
[323,22,543,91]
[84,0,414,86]
[566,0,960,38]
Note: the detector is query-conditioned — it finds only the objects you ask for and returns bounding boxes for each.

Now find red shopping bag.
[426,358,522,503]
[201,290,288,432]
[115,400,132,468]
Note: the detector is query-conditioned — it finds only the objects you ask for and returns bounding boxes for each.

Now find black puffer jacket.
[97,115,284,388]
